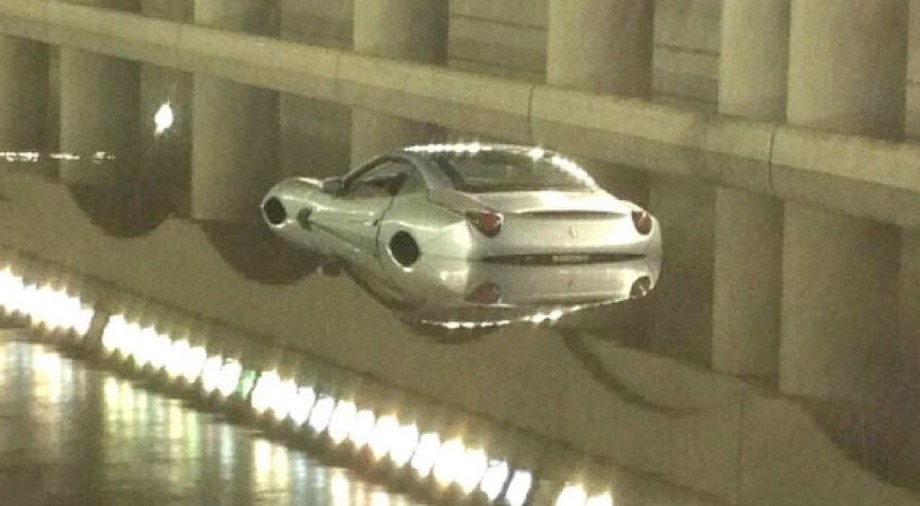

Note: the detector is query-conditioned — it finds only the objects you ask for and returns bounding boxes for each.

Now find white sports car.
[261,143,661,268]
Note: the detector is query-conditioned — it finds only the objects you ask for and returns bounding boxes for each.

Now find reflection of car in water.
[338,244,659,331]
[260,143,661,269]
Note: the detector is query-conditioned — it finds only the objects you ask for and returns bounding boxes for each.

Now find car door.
[314,159,411,256]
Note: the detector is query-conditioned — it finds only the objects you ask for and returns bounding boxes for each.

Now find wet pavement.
[0,329,420,505]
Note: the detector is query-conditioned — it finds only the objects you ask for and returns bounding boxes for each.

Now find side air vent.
[262,197,287,226]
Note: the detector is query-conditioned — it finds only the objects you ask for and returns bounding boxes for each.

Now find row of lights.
[0,260,615,506]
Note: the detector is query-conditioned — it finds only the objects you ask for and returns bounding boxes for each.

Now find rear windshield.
[431,150,598,193]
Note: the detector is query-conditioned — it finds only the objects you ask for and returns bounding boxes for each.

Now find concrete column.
[141,2,192,215]
[350,0,447,164]
[783,0,908,399]
[280,0,352,179]
[545,0,654,205]
[711,0,788,378]
[901,229,920,370]
[59,49,139,180]
[908,0,920,139]
[546,0,654,97]
[645,176,716,366]
[190,1,279,223]
[788,1,908,139]
[0,37,47,151]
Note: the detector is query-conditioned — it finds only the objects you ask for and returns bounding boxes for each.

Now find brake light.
[467,210,503,237]
[631,210,652,235]
[466,282,501,304]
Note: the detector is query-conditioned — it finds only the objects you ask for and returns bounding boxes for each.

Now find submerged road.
[0,329,418,506]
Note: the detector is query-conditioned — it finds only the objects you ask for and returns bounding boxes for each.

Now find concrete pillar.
[547,0,654,97]
[545,0,654,205]
[350,0,447,164]
[711,0,788,378]
[783,0,908,399]
[0,36,47,151]
[901,229,920,370]
[280,1,352,179]
[788,1,908,139]
[190,1,279,223]
[141,2,192,215]
[59,49,139,180]
[645,176,716,366]
[908,0,920,139]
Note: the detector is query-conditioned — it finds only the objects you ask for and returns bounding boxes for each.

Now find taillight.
[466,282,501,304]
[629,276,652,299]
[631,210,652,235]
[466,210,503,237]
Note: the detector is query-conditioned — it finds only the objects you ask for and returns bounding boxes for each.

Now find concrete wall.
[908,0,920,140]
[449,0,719,107]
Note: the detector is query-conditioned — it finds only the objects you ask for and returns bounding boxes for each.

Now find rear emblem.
[568,226,577,238]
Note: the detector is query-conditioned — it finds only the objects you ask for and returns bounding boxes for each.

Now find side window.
[347,160,420,198]
[396,170,425,195]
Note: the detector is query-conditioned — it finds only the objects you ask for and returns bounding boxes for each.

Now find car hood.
[462,190,633,215]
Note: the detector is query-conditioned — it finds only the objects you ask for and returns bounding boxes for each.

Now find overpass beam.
[190,1,279,224]
[711,0,788,378]
[350,0,447,164]
[781,0,907,400]
[0,36,47,151]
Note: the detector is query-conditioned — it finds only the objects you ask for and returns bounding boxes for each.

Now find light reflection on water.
[0,336,418,505]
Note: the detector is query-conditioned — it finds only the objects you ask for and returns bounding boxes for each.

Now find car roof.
[396,143,599,191]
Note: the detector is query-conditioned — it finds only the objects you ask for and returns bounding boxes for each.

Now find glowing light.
[166,339,190,378]
[550,154,597,188]
[149,332,174,371]
[528,147,546,161]
[389,423,419,467]
[404,142,491,155]
[586,492,614,506]
[216,360,242,398]
[505,471,533,506]
[91,151,115,163]
[182,345,207,383]
[50,153,80,161]
[456,448,489,493]
[0,151,40,163]
[288,386,317,426]
[200,355,224,394]
[479,460,510,501]
[369,414,399,460]
[347,409,376,448]
[250,370,280,414]
[101,315,128,353]
[154,102,174,136]
[433,438,467,485]
[327,400,357,445]
[410,432,441,477]
[556,484,588,506]
[307,395,336,433]
[270,378,298,421]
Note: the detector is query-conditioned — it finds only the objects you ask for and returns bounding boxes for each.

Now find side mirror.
[321,177,345,196]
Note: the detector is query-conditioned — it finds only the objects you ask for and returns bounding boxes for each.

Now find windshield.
[431,149,598,193]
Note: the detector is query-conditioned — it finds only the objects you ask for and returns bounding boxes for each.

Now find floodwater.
[1,50,920,506]
[0,330,419,505]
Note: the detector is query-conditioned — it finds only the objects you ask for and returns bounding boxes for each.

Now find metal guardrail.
[2,0,920,228]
